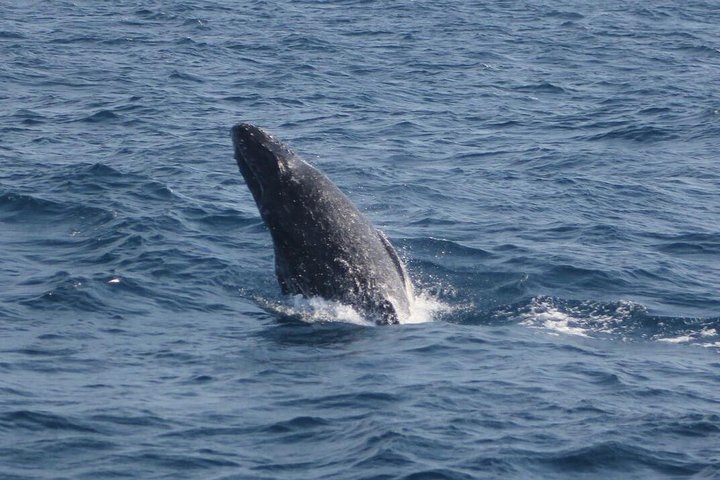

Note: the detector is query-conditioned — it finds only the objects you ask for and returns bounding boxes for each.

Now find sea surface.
[2,1,719,478]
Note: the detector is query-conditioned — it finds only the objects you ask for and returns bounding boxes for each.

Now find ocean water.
[1,0,719,478]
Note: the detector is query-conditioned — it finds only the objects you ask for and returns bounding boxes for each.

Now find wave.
[584,125,676,142]
[0,30,25,39]
[0,191,113,225]
[78,110,121,123]
[512,82,567,94]
[168,70,204,83]
[531,440,699,476]
[492,296,720,349]
[0,410,99,433]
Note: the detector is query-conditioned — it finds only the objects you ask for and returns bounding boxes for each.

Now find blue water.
[2,1,719,478]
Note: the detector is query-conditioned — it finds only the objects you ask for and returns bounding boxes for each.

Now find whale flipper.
[376,229,412,296]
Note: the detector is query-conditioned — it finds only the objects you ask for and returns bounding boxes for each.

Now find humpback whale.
[231,123,413,324]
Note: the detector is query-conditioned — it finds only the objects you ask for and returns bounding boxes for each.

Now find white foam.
[655,328,720,348]
[267,295,373,326]
[403,289,450,324]
[518,297,591,337]
[518,297,720,350]
[256,288,448,326]
[517,297,640,338]
[656,335,693,344]
[700,328,717,337]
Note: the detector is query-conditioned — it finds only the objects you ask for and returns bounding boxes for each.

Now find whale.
[231,123,413,324]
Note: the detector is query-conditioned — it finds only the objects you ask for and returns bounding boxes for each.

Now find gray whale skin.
[231,123,413,325]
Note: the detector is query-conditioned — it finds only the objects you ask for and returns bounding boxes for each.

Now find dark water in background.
[2,1,720,478]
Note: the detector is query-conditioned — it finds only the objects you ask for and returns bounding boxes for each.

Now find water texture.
[1,1,719,478]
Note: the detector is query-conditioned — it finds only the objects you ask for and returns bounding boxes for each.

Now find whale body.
[231,123,412,324]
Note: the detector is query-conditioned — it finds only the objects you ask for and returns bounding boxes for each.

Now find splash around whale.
[231,123,415,325]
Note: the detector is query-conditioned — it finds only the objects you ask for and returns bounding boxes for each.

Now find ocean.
[1,1,719,478]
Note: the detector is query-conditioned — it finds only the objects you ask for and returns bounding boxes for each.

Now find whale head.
[231,123,295,209]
